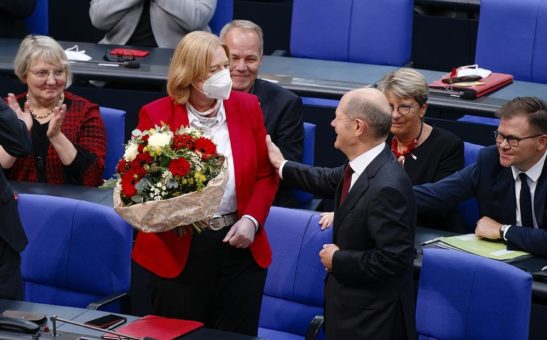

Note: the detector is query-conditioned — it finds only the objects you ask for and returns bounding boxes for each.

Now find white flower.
[148,131,172,152]
[123,142,139,161]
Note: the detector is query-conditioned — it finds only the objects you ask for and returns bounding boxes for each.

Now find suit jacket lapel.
[333,148,390,236]
[223,98,243,199]
[492,167,517,225]
[535,161,547,228]
[172,100,189,128]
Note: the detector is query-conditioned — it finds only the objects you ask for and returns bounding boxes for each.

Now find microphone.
[49,315,156,340]
[70,60,141,69]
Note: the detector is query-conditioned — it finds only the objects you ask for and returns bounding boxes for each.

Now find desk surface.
[0,299,262,340]
[415,227,547,302]
[2,38,547,116]
[10,181,113,207]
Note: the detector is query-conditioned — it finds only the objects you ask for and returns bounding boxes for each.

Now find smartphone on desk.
[84,314,126,330]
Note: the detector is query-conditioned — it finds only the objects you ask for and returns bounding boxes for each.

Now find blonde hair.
[167,31,230,104]
[377,68,428,106]
[14,35,73,88]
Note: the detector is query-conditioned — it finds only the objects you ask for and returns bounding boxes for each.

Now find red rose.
[173,134,194,150]
[142,135,149,143]
[138,143,145,153]
[135,151,152,165]
[116,159,127,174]
[194,137,217,159]
[121,171,138,197]
[168,158,191,177]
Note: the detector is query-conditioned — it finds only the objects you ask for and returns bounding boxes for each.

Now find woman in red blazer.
[131,31,278,336]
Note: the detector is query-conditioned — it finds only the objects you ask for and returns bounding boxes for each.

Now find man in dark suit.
[267,88,416,339]
[0,100,32,299]
[415,96,547,256]
[220,20,304,207]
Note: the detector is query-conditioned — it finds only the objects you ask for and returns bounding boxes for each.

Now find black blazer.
[252,78,304,207]
[283,146,417,340]
[415,145,547,257]
[252,78,303,163]
[0,100,31,252]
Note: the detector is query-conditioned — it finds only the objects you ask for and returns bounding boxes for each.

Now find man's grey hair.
[219,20,264,56]
[345,89,392,139]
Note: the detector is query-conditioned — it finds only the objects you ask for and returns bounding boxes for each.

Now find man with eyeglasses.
[414,96,547,256]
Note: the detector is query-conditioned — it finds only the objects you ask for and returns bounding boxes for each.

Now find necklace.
[27,93,65,119]
[391,121,424,159]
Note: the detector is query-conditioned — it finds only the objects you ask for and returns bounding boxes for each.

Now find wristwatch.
[499,224,511,241]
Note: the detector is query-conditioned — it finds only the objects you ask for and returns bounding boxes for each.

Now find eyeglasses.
[390,104,418,115]
[493,130,542,147]
[29,68,66,80]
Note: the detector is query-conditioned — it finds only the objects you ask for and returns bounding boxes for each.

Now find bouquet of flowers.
[111,124,227,233]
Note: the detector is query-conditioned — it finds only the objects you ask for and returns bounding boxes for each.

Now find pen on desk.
[421,237,443,246]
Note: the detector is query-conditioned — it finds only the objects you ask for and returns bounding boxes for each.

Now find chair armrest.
[86,292,127,310]
[305,315,324,340]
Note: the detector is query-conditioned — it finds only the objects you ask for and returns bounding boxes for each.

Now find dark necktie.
[339,165,354,205]
[519,172,534,228]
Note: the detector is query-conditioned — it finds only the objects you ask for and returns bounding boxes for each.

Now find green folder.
[436,234,531,262]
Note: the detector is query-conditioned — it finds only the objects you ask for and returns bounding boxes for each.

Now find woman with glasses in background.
[380,68,465,231]
[1,35,106,186]
[320,68,466,232]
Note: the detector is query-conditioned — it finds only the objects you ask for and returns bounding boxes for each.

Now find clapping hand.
[6,93,32,131]
[47,104,67,139]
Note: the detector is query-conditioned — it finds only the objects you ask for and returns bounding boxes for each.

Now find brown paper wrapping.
[113,162,228,233]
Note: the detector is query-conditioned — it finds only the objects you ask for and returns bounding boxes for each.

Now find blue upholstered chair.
[417,248,532,340]
[290,0,413,65]
[475,0,547,83]
[18,194,133,311]
[457,142,483,232]
[99,106,126,179]
[293,122,317,209]
[209,0,233,35]
[258,207,331,339]
[457,115,499,127]
[25,0,48,35]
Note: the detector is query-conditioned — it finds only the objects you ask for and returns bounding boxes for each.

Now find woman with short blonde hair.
[2,35,105,186]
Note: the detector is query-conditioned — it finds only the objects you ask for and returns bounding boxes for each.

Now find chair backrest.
[25,0,49,35]
[259,207,331,339]
[209,0,234,35]
[18,194,133,310]
[458,142,483,232]
[475,0,547,83]
[290,0,413,65]
[417,248,532,340]
[99,106,126,179]
[293,122,316,205]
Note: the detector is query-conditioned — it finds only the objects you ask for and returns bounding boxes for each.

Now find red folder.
[104,315,203,340]
[429,72,513,99]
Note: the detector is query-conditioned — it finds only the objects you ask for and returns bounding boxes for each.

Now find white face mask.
[200,68,232,100]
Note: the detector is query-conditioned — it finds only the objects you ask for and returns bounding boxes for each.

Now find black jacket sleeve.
[0,100,31,157]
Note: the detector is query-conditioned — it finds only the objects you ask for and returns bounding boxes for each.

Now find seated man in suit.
[266,88,416,340]
[415,97,547,257]
[220,20,304,207]
[0,100,31,299]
